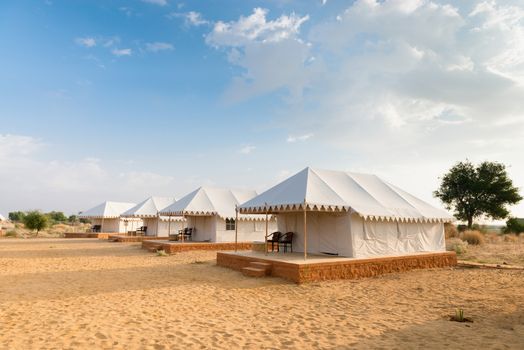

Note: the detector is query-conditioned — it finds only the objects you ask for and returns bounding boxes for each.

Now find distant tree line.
[7,210,90,236]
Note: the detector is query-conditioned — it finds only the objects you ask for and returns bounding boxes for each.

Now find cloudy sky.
[1,0,523,220]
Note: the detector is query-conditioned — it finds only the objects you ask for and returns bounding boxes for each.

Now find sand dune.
[0,238,523,349]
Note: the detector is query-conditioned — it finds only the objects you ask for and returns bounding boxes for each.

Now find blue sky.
[1,0,524,221]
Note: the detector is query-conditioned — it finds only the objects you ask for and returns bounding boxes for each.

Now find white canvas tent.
[0,214,6,222]
[79,201,141,233]
[239,167,453,259]
[159,187,276,242]
[121,196,185,237]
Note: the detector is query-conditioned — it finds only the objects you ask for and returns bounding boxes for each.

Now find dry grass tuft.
[5,230,18,238]
[504,234,519,243]
[444,223,459,239]
[446,237,468,254]
[484,232,502,244]
[462,230,485,245]
[156,250,168,257]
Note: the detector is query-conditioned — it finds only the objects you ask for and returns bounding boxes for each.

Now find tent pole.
[235,206,238,252]
[101,217,105,233]
[156,213,160,237]
[303,203,307,260]
[182,213,185,242]
[265,204,268,256]
[168,215,172,238]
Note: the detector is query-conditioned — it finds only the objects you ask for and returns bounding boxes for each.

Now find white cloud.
[167,11,209,26]
[205,8,312,102]
[111,48,132,56]
[239,145,256,154]
[75,37,96,48]
[141,0,167,6]
[207,1,524,218]
[206,8,309,47]
[145,42,174,52]
[186,11,208,26]
[0,134,178,215]
[119,7,133,16]
[287,133,313,143]
[0,134,42,159]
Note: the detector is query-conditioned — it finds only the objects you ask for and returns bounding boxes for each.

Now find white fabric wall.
[276,212,353,257]
[118,218,142,233]
[214,218,277,243]
[350,214,445,258]
[186,216,217,241]
[142,218,185,237]
[274,212,445,258]
[91,218,142,233]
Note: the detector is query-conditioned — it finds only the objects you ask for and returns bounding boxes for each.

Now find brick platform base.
[108,235,168,243]
[142,240,253,254]
[217,251,457,284]
[64,232,110,239]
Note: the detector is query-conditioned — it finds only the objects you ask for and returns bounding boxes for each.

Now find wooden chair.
[184,227,194,241]
[136,226,147,236]
[279,232,294,253]
[176,227,194,241]
[267,231,282,252]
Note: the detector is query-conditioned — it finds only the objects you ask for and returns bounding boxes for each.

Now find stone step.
[148,245,162,253]
[241,267,267,278]
[249,262,272,275]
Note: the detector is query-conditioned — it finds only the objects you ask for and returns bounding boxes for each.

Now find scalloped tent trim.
[238,167,453,223]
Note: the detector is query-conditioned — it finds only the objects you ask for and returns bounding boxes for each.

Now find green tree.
[68,215,78,224]
[47,211,68,223]
[434,160,522,228]
[8,211,26,222]
[504,218,524,235]
[23,211,49,236]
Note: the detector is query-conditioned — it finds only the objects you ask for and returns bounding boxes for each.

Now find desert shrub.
[446,237,468,254]
[5,230,17,237]
[46,211,68,224]
[504,218,524,235]
[444,223,459,239]
[8,211,26,222]
[462,230,484,245]
[156,249,168,257]
[504,234,518,243]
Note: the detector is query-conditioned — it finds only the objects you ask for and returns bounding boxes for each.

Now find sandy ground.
[460,237,524,266]
[0,239,523,350]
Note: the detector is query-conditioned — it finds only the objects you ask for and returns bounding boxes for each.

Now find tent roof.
[79,201,136,219]
[122,196,177,218]
[159,187,261,220]
[239,167,453,223]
